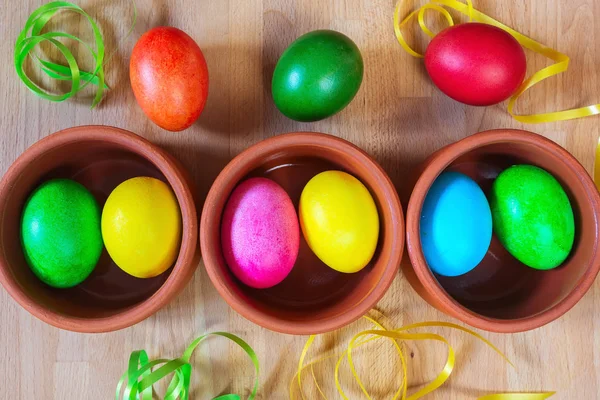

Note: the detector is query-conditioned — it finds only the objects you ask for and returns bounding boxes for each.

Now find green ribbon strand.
[116,332,260,400]
[14,1,136,108]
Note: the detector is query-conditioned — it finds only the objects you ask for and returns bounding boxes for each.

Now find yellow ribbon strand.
[292,315,554,399]
[478,394,555,400]
[394,0,600,123]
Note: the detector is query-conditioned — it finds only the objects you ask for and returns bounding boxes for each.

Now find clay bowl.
[405,129,600,333]
[0,125,199,332]
[201,132,404,335]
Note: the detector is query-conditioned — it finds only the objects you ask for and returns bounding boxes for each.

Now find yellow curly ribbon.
[394,0,600,124]
[291,315,554,399]
[478,395,554,400]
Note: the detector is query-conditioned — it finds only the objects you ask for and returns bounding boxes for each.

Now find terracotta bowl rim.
[200,131,404,335]
[406,128,600,333]
[0,125,198,333]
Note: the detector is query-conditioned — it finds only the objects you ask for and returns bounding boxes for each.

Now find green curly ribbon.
[14,1,136,108]
[116,332,260,400]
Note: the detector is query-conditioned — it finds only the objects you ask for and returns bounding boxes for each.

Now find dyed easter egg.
[130,27,209,131]
[221,178,299,289]
[489,165,575,270]
[420,172,492,277]
[102,177,182,278]
[425,23,526,106]
[299,171,379,273]
[21,179,103,288]
[272,30,364,122]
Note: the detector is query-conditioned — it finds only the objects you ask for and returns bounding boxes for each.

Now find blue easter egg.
[420,171,492,277]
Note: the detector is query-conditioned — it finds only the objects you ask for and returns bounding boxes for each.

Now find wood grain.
[1,0,599,398]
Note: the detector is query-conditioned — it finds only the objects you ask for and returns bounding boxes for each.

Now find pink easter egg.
[221,177,300,289]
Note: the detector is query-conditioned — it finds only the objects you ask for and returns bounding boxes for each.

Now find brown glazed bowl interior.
[201,132,404,335]
[405,129,600,333]
[0,126,199,333]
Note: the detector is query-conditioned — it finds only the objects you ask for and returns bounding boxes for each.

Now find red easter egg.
[130,27,209,132]
[424,23,526,106]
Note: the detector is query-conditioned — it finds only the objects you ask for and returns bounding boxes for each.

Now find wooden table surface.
[1,0,599,398]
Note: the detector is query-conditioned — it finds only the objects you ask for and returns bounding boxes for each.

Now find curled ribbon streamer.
[292,315,554,399]
[116,332,259,400]
[14,1,136,108]
[478,395,554,400]
[394,0,600,123]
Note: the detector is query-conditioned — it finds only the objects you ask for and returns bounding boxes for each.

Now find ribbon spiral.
[14,1,136,108]
[116,332,259,400]
[291,315,554,399]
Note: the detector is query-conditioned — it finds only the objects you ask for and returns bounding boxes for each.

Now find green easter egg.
[272,30,364,122]
[489,165,575,270]
[21,179,103,288]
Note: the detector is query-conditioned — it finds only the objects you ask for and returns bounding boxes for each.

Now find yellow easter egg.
[101,177,182,278]
[299,171,379,273]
